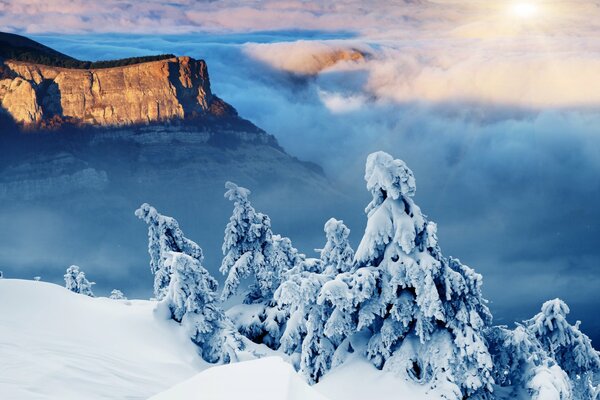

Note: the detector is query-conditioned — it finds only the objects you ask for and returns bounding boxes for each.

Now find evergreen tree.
[109,289,127,300]
[486,325,572,400]
[275,218,355,383]
[318,151,494,397]
[220,182,278,303]
[320,218,354,275]
[162,251,242,363]
[135,203,203,300]
[64,265,95,297]
[525,299,600,399]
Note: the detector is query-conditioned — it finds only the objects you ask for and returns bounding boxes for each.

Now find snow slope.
[149,357,330,400]
[0,279,205,400]
[0,279,440,400]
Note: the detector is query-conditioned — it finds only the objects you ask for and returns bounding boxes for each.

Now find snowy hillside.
[0,279,204,399]
[0,279,438,400]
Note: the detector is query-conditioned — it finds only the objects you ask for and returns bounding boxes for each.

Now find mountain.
[0,34,336,295]
[0,33,236,126]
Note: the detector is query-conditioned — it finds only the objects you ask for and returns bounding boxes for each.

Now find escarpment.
[0,56,236,126]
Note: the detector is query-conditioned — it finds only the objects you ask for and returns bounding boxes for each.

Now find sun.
[511,2,539,19]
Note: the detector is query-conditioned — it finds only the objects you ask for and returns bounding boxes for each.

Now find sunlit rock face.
[0,56,235,125]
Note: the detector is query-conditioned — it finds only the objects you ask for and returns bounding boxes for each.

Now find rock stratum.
[0,56,235,126]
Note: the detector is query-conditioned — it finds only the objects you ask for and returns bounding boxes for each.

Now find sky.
[1,0,599,342]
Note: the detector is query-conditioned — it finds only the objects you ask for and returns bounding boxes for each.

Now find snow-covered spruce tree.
[221,182,306,349]
[109,289,127,300]
[135,203,203,301]
[525,299,600,399]
[162,251,243,363]
[486,325,572,399]
[317,151,493,397]
[220,182,279,303]
[64,265,95,297]
[320,218,355,275]
[275,218,355,384]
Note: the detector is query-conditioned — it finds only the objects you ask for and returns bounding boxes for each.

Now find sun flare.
[511,2,539,19]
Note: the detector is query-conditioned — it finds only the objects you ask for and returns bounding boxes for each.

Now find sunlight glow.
[512,2,539,19]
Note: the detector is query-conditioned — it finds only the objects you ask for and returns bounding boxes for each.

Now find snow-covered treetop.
[526,298,600,377]
[224,181,251,204]
[364,151,416,215]
[528,299,571,335]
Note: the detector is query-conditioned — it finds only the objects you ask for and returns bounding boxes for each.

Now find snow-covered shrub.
[135,203,203,301]
[109,289,127,300]
[525,299,600,399]
[64,265,95,297]
[162,251,243,363]
[317,151,494,397]
[486,325,572,400]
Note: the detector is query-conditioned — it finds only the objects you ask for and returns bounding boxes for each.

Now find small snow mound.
[149,357,331,400]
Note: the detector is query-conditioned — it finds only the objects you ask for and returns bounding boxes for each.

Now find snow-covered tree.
[162,251,242,363]
[316,151,494,397]
[64,265,95,297]
[320,218,354,275]
[220,182,280,303]
[273,218,355,383]
[525,299,600,399]
[135,203,203,301]
[109,289,127,300]
[486,325,572,400]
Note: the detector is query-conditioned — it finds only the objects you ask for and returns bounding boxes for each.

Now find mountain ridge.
[0,32,239,127]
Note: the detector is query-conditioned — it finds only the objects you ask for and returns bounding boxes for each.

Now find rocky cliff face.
[0,56,235,126]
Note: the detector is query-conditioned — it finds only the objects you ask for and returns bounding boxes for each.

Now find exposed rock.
[0,56,236,126]
[0,77,43,124]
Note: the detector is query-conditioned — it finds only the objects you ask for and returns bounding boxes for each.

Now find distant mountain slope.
[0,31,174,69]
[0,32,76,66]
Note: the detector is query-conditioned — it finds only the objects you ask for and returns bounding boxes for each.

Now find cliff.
[0,56,236,126]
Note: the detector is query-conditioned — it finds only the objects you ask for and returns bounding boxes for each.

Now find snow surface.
[149,357,330,400]
[0,279,462,400]
[0,279,205,400]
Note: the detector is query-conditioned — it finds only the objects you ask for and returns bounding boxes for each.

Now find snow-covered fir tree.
[135,203,203,301]
[525,299,600,399]
[109,289,127,300]
[275,218,355,383]
[315,151,494,397]
[162,251,242,363]
[221,182,310,349]
[64,265,95,297]
[486,325,572,400]
[220,182,278,303]
[320,218,354,275]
